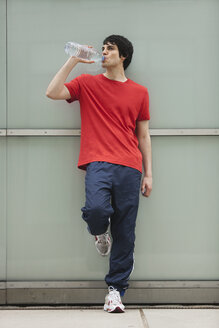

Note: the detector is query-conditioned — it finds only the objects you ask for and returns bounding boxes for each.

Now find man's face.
[101,42,125,68]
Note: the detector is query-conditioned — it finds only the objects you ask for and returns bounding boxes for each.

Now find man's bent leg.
[81,162,114,236]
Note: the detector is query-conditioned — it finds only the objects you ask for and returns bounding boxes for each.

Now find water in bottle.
[64,41,104,64]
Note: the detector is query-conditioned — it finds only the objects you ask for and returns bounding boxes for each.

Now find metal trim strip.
[0,130,6,136]
[7,129,81,136]
[0,129,218,136]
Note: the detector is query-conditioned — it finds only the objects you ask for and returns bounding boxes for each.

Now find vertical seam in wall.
[5,0,8,133]
[5,0,8,305]
[139,309,150,328]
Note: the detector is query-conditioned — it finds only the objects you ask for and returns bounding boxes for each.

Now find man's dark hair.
[103,35,134,70]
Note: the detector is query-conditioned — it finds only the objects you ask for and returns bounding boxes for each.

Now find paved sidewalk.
[0,306,219,328]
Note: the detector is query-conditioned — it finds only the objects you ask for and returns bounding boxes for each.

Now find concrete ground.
[0,305,219,328]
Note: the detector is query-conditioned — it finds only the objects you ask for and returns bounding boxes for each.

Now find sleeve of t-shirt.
[64,74,84,103]
[137,88,150,121]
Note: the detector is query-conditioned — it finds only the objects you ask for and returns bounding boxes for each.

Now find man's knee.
[81,204,113,235]
[87,204,113,219]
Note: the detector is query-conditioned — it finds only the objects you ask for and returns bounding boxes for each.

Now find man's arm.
[136,120,152,197]
[46,48,95,100]
[46,57,79,100]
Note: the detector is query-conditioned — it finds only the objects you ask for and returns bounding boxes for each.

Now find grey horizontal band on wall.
[0,129,219,136]
[1,281,219,305]
[4,280,219,289]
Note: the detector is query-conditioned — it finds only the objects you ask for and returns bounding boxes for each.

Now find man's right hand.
[72,45,95,64]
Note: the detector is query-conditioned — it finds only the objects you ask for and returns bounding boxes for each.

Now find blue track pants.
[81,161,142,294]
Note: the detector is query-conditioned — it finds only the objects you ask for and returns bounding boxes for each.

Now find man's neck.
[103,67,127,82]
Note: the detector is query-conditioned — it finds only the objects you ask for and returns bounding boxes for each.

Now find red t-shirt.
[64,73,150,173]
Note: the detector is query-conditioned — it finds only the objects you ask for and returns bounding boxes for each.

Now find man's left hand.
[141,176,152,197]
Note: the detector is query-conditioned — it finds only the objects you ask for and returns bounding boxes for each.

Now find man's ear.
[121,55,127,62]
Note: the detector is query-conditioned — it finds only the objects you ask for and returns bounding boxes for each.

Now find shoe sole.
[95,244,111,256]
[95,241,111,256]
[104,305,125,313]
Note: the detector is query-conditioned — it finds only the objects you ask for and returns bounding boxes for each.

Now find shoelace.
[108,287,121,305]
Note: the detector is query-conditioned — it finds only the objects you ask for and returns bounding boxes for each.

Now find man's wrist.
[144,174,152,178]
[66,56,79,65]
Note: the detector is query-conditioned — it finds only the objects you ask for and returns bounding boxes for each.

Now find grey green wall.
[0,0,219,287]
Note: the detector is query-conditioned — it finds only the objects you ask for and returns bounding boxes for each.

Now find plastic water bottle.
[64,41,104,64]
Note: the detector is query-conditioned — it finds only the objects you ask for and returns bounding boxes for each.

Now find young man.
[46,35,152,313]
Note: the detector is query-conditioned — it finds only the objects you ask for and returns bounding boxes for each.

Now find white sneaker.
[95,231,111,256]
[104,286,125,313]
